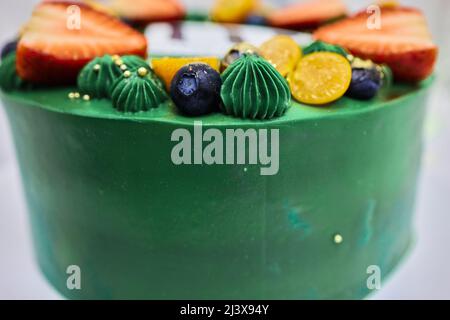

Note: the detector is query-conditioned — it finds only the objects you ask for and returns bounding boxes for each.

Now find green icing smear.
[77,55,151,98]
[303,41,348,57]
[221,54,291,120]
[0,53,31,92]
[110,69,169,113]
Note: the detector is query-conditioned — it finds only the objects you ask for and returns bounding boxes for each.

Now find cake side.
[1,80,430,299]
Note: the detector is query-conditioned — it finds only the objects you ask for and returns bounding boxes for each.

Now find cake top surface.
[0,1,438,123]
[2,78,431,126]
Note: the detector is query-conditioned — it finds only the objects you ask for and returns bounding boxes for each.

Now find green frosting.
[0,53,29,92]
[221,54,291,120]
[121,55,150,72]
[77,55,122,98]
[77,55,152,98]
[110,70,169,113]
[122,55,166,90]
[303,41,348,57]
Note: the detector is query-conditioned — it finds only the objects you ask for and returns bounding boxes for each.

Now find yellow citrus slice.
[211,0,258,23]
[260,35,302,77]
[288,52,352,105]
[151,57,221,89]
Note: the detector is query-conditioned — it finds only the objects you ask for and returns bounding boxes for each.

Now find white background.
[0,0,449,299]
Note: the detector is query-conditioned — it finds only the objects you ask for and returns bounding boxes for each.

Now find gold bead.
[333,234,343,244]
[115,59,123,66]
[137,67,148,77]
[120,64,128,71]
[93,64,101,72]
[74,92,81,99]
[68,92,75,99]
[82,94,90,101]
[112,55,120,61]
[123,70,132,78]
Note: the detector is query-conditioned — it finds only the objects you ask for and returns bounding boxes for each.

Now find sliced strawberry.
[268,0,347,30]
[17,1,147,85]
[110,0,185,24]
[314,7,438,82]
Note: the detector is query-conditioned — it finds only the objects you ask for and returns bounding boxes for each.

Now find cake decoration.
[333,234,344,245]
[1,2,438,115]
[268,0,347,30]
[1,39,18,60]
[120,55,151,72]
[314,7,438,82]
[110,0,185,25]
[83,0,117,16]
[211,0,258,24]
[346,68,382,101]
[152,57,221,90]
[111,67,169,113]
[16,1,147,85]
[77,55,123,98]
[0,53,29,92]
[288,52,352,105]
[245,14,267,26]
[302,41,348,57]
[170,63,222,116]
[259,35,302,77]
[77,54,151,98]
[222,42,260,71]
[346,58,385,100]
[221,54,290,119]
[68,92,81,100]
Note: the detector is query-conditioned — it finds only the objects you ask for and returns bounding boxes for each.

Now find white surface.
[0,0,449,300]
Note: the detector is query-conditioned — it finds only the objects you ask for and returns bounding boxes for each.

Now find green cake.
[0,1,438,299]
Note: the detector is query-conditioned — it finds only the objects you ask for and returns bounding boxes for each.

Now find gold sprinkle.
[137,67,148,77]
[351,57,375,69]
[376,65,383,74]
[333,234,343,244]
[115,59,123,66]
[123,70,132,78]
[68,92,75,99]
[82,94,90,101]
[120,64,128,71]
[74,92,81,99]
[93,64,101,72]
[112,55,120,61]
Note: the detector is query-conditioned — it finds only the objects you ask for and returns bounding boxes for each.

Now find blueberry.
[170,63,222,116]
[346,68,382,100]
[1,39,18,60]
[245,15,267,26]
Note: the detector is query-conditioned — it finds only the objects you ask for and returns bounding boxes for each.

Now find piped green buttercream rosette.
[0,53,30,92]
[110,68,169,113]
[77,55,152,98]
[220,54,291,120]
